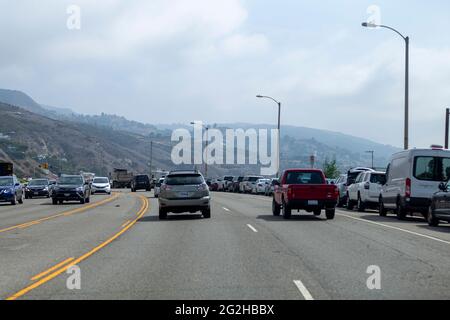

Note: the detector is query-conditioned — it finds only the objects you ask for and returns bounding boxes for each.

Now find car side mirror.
[439,182,447,191]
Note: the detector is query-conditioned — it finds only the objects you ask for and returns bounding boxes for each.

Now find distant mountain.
[0,87,400,176]
[41,104,76,117]
[0,103,174,178]
[0,88,158,136]
[0,88,48,115]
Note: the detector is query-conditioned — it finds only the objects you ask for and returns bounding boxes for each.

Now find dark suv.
[0,175,24,205]
[52,175,91,204]
[131,174,151,192]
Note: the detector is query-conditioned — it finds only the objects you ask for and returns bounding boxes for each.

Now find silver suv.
[158,170,211,219]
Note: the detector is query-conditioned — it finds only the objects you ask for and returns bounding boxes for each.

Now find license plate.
[308,200,319,205]
[64,193,70,197]
[178,192,189,198]
[34,192,39,195]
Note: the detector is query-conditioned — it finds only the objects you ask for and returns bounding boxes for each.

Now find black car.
[52,175,91,204]
[25,179,50,199]
[427,182,450,227]
[131,174,151,192]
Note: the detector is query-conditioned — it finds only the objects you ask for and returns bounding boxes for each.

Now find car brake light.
[161,185,171,191]
[405,178,411,198]
[287,186,293,198]
[197,184,208,191]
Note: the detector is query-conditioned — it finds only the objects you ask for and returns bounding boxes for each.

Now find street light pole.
[257,95,281,177]
[362,22,409,150]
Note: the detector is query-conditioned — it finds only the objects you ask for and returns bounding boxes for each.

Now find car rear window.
[370,174,386,184]
[165,174,204,185]
[285,171,324,184]
[414,156,450,181]
[136,175,149,182]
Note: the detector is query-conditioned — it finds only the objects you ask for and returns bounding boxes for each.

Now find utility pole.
[366,150,375,169]
[149,140,153,179]
[445,108,450,149]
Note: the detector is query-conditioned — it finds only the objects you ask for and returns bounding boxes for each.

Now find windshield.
[165,174,204,185]
[29,179,48,186]
[285,172,324,184]
[59,177,84,185]
[0,177,13,186]
[93,178,109,184]
[414,156,450,181]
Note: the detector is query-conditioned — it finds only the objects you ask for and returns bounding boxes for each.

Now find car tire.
[52,198,58,205]
[159,207,168,220]
[25,194,29,199]
[80,198,85,204]
[357,195,365,212]
[346,194,354,211]
[396,199,407,220]
[202,207,211,219]
[272,198,281,216]
[427,206,439,227]
[379,197,388,217]
[313,209,321,216]
[326,209,335,220]
[59,200,64,204]
[282,199,291,219]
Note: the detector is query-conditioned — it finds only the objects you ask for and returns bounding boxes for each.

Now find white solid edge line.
[293,280,314,300]
[338,213,450,245]
[246,224,258,233]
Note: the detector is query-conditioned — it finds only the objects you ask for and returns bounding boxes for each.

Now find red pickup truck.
[272,169,338,220]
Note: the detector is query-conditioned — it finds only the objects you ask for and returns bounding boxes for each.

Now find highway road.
[1,190,450,300]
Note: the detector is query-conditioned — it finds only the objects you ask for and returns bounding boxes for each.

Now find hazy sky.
[1,0,450,148]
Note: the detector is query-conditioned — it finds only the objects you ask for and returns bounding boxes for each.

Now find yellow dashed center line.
[6,195,149,300]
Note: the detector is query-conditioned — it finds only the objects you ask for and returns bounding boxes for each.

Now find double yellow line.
[6,195,149,300]
[0,193,120,234]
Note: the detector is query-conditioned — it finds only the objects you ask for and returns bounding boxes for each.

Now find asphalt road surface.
[1,190,449,300]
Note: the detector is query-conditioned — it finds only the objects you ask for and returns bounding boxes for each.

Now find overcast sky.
[1,0,450,148]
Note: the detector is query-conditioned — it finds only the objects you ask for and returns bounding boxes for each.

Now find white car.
[91,177,111,195]
[346,171,386,211]
[241,176,263,193]
[154,178,165,198]
[379,146,450,219]
[253,178,271,194]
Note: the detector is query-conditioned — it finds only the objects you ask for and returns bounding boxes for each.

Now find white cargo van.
[379,146,450,219]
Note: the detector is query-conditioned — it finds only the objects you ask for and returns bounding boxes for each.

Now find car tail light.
[287,186,293,198]
[405,178,411,198]
[197,184,208,191]
[161,185,172,191]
